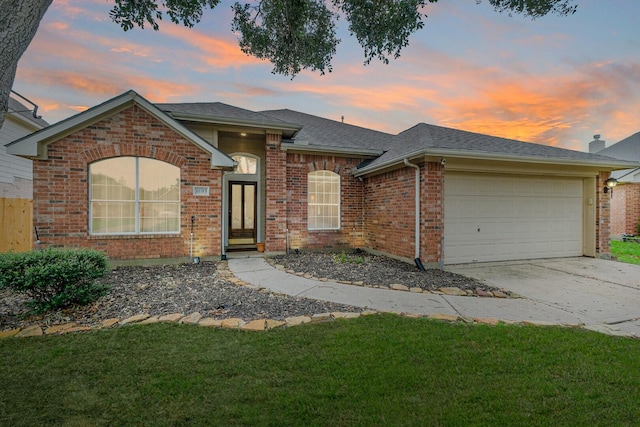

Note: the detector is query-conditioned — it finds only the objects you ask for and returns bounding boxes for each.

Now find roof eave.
[353,148,640,176]
[166,111,302,134]
[281,141,383,157]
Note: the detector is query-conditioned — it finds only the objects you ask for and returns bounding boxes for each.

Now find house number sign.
[193,186,210,196]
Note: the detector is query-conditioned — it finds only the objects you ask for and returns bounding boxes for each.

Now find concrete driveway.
[447,257,640,337]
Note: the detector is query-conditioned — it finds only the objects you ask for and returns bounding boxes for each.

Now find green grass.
[611,240,640,265]
[1,315,639,426]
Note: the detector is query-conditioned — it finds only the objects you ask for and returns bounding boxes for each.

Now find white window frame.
[308,170,340,231]
[89,157,180,235]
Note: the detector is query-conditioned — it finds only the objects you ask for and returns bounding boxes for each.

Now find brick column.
[265,133,287,251]
[596,171,612,255]
[421,162,444,266]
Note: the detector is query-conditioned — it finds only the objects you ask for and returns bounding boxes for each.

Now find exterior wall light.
[604,177,618,194]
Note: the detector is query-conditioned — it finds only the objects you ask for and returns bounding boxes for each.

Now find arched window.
[308,170,340,230]
[89,157,180,234]
[232,155,258,175]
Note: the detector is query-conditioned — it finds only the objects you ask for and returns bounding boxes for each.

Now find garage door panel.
[445,174,583,264]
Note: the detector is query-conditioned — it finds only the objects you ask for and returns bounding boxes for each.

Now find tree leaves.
[110,0,221,31]
[482,0,578,19]
[106,0,578,76]
[232,0,339,77]
[336,0,432,65]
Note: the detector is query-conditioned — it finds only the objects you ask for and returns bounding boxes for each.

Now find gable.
[6,90,234,169]
[598,132,640,161]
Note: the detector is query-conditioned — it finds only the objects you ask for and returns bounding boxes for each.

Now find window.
[308,170,340,230]
[232,155,257,174]
[90,157,180,235]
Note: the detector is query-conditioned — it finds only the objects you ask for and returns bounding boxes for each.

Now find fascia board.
[6,90,235,168]
[281,142,383,157]
[353,148,640,176]
[167,112,302,133]
[5,111,45,133]
[6,91,138,158]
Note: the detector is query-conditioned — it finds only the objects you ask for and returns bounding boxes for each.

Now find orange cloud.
[160,25,263,69]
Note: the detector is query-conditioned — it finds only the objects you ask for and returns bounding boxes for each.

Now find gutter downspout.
[404,159,425,270]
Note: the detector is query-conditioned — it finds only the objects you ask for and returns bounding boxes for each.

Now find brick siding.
[611,183,640,236]
[596,172,612,254]
[264,133,287,252]
[285,153,365,251]
[32,105,223,259]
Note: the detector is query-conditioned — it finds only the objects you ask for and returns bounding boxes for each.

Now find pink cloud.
[159,25,263,69]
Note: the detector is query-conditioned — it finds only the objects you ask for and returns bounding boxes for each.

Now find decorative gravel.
[0,261,363,331]
[270,251,489,292]
[0,251,504,332]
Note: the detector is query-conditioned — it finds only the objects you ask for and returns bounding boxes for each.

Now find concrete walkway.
[228,256,640,338]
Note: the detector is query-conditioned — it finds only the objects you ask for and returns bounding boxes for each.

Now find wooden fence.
[0,198,33,253]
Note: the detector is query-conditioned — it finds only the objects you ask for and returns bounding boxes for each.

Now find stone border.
[0,309,586,339]
[265,259,523,299]
[0,261,563,340]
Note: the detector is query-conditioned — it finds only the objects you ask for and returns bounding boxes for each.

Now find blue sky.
[12,0,640,151]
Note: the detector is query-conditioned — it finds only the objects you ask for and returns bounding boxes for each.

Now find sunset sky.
[11,0,640,151]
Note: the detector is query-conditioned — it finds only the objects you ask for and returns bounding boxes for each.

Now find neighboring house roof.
[260,109,391,156]
[157,102,302,138]
[6,97,49,130]
[597,132,640,160]
[596,132,640,182]
[5,90,235,169]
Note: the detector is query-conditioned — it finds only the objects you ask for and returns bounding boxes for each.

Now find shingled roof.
[353,123,636,174]
[260,109,391,155]
[157,102,301,137]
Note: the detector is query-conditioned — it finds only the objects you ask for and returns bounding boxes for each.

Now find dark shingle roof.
[260,109,391,153]
[157,102,300,132]
[356,123,637,173]
[155,101,637,172]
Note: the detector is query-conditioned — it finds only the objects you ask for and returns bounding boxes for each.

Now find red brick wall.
[596,172,612,254]
[611,183,640,236]
[286,154,365,250]
[32,105,223,259]
[364,167,417,260]
[265,133,287,251]
[362,161,444,263]
[421,162,444,264]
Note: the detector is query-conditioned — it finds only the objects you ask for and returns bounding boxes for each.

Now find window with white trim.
[308,170,340,230]
[89,157,180,235]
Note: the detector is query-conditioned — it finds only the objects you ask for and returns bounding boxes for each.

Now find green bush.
[0,248,109,313]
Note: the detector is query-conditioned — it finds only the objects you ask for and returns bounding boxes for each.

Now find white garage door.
[444,173,583,264]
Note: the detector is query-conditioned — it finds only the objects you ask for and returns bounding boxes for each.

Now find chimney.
[589,134,605,153]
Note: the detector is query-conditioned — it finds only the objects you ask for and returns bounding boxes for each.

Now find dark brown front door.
[229,181,257,242]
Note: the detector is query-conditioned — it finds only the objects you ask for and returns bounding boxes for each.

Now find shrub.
[0,248,109,313]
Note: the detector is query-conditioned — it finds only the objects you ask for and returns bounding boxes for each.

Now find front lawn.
[1,315,639,426]
[611,240,640,265]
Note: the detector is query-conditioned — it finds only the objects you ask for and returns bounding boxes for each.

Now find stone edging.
[265,259,523,299]
[0,310,585,340]
[0,261,563,340]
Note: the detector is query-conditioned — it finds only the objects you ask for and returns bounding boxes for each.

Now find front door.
[229,181,257,245]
